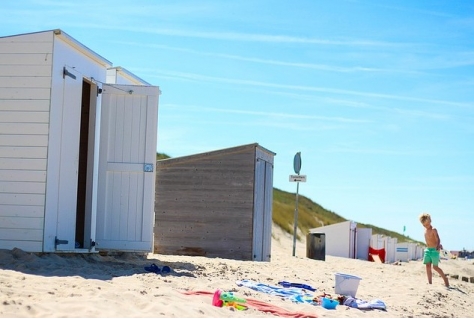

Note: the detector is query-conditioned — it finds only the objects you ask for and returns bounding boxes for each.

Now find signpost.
[290,152,306,257]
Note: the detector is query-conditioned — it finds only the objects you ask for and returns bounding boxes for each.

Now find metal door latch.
[54,236,69,249]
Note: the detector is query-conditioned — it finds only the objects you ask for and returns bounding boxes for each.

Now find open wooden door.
[95,84,159,252]
[51,66,83,251]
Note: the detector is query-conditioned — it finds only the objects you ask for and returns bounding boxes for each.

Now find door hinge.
[63,67,76,80]
[54,236,69,249]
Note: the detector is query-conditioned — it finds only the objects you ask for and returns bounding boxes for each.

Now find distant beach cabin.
[309,221,371,260]
[154,143,275,261]
[370,234,398,263]
[0,30,160,253]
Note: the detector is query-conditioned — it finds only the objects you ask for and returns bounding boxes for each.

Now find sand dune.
[1,225,473,318]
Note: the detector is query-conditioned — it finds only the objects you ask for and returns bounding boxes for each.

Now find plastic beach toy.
[321,297,338,310]
[212,289,224,307]
[212,289,247,310]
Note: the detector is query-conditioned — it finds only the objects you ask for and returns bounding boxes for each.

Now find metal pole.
[292,181,300,257]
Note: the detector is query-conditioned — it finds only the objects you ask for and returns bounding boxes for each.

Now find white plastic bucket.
[334,273,362,297]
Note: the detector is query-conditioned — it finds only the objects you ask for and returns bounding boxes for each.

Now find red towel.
[181,290,318,318]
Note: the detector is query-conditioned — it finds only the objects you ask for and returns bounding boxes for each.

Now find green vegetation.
[274,187,423,245]
[157,152,421,244]
[156,153,171,160]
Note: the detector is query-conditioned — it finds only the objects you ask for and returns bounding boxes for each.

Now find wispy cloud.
[162,103,370,124]
[115,41,419,74]
[142,69,473,109]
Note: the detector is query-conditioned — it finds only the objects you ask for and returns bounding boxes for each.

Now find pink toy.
[212,289,224,307]
[212,289,247,310]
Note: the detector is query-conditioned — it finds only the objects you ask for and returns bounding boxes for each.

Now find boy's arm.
[434,228,442,250]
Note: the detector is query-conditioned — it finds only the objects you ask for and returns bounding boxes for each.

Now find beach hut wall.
[153,143,275,261]
[309,220,358,259]
[0,29,160,253]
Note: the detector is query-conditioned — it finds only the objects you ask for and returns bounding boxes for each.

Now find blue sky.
[2,1,473,251]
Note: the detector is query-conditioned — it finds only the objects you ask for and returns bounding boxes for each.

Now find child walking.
[419,213,450,287]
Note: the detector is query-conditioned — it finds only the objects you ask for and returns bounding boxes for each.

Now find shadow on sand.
[0,248,197,280]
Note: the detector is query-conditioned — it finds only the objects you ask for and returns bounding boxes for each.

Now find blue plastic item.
[321,297,338,310]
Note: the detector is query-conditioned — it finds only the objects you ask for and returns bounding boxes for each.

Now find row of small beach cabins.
[307,221,424,263]
[0,29,423,264]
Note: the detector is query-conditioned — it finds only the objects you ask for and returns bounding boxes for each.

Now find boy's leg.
[431,249,450,287]
[425,263,433,284]
[433,266,450,287]
[423,248,433,284]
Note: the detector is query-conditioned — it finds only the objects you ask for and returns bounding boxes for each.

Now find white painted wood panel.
[53,66,82,251]
[0,146,47,158]
[0,65,52,77]
[0,158,47,170]
[0,181,45,194]
[0,193,44,206]
[0,228,43,241]
[96,84,158,252]
[43,33,109,252]
[0,240,42,251]
[0,205,44,218]
[0,135,48,146]
[0,42,52,54]
[0,216,44,229]
[0,76,51,88]
[0,99,50,111]
[0,111,49,123]
[0,88,50,100]
[0,53,52,65]
[0,170,46,182]
[0,30,54,42]
[0,123,48,135]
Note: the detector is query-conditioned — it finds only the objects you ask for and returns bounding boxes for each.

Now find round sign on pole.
[293,152,301,175]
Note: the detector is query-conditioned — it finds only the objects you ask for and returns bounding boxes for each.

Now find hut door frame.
[49,67,98,252]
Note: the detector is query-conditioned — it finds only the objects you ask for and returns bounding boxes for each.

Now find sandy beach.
[1,225,473,318]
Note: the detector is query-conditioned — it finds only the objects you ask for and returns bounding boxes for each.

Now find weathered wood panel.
[154,144,258,260]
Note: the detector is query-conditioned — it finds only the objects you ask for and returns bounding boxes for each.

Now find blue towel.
[278,280,317,292]
[236,279,314,304]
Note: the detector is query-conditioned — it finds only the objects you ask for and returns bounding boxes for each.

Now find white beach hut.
[309,221,359,259]
[385,236,398,263]
[395,242,418,262]
[370,234,398,263]
[356,227,372,260]
[0,29,160,253]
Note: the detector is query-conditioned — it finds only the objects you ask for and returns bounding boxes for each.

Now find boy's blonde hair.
[419,213,431,224]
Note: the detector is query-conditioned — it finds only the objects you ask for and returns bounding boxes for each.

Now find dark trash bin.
[306,232,325,261]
